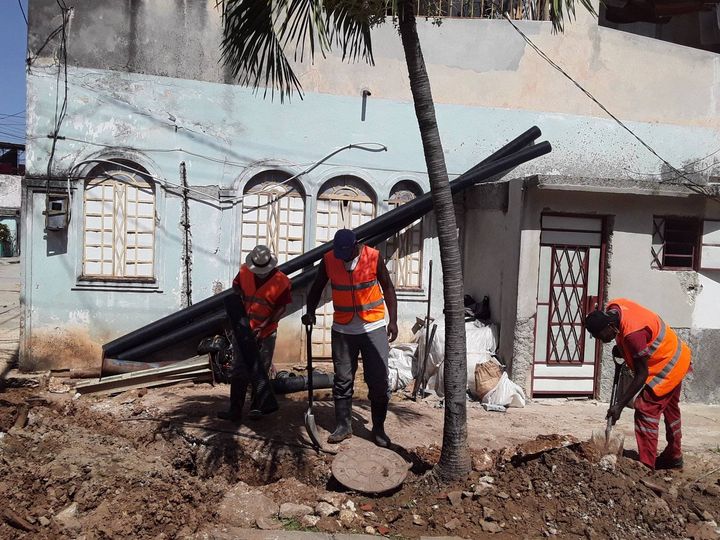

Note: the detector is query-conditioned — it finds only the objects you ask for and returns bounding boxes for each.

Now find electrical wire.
[34,133,439,176]
[240,143,388,212]
[66,143,388,209]
[502,13,720,203]
[46,1,69,177]
[17,0,28,25]
[27,24,64,67]
[0,111,25,120]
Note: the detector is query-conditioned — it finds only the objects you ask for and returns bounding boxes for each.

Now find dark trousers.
[634,382,683,469]
[223,295,277,413]
[331,327,390,404]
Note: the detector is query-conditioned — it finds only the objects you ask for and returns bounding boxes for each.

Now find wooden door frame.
[530,212,609,398]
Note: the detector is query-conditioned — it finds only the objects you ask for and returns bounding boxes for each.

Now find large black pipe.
[112,311,227,361]
[104,128,546,357]
[106,139,551,358]
[271,372,334,394]
[278,127,542,276]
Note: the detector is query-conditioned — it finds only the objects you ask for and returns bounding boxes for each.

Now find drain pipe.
[180,162,192,307]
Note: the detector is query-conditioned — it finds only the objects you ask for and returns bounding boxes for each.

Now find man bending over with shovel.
[302,229,398,447]
[585,298,692,470]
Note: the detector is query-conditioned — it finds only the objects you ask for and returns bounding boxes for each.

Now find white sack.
[482,372,526,408]
[415,320,498,398]
[388,343,417,391]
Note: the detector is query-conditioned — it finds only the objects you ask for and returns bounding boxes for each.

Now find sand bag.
[474,359,503,400]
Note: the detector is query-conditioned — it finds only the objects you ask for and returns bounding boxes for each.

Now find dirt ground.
[1,380,719,539]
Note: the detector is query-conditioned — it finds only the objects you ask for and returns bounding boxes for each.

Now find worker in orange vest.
[302,229,398,447]
[218,245,291,422]
[585,299,692,469]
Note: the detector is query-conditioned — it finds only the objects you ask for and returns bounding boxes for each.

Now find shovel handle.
[305,323,314,407]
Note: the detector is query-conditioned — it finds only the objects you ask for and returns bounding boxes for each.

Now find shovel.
[591,357,625,455]
[304,322,324,451]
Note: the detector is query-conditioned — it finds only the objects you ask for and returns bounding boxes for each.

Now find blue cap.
[333,229,357,261]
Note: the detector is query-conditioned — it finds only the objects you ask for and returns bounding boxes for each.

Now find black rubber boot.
[247,369,279,419]
[327,399,353,444]
[217,377,248,423]
[371,400,391,448]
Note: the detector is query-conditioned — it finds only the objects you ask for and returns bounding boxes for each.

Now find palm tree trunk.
[397,0,471,481]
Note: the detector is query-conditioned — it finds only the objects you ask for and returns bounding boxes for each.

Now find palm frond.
[220,0,303,101]
[324,0,386,64]
[549,0,596,32]
[219,0,382,101]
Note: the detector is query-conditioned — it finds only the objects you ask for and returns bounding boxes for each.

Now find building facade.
[23,1,720,400]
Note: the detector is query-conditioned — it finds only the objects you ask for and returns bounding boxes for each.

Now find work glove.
[612,345,623,358]
[301,313,316,326]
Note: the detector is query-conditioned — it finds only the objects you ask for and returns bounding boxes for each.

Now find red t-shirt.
[232,268,292,306]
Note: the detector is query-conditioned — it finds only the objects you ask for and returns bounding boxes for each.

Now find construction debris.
[74,357,211,396]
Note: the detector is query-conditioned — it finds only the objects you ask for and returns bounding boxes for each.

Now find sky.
[0,0,29,145]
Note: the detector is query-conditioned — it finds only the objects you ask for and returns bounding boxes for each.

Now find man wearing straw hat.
[218,245,292,422]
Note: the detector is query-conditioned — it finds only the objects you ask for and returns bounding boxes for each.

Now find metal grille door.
[547,247,588,363]
[533,215,603,396]
[314,179,375,358]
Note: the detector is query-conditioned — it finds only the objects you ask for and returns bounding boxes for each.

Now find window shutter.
[700,220,720,270]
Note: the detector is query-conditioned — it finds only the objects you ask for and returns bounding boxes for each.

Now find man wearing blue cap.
[302,229,398,447]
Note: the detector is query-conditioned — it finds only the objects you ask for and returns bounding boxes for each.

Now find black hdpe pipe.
[104,127,546,358]
[277,126,543,277]
[110,311,227,362]
[271,371,334,395]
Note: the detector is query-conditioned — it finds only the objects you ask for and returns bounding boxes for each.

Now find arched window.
[240,171,305,265]
[386,181,424,290]
[82,161,156,279]
[314,176,376,358]
[315,176,376,246]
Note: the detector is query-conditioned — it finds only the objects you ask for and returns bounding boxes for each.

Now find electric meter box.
[45,194,70,231]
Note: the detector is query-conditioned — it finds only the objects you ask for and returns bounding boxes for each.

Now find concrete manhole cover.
[332,447,409,493]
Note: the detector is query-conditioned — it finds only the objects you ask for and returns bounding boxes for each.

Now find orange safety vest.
[324,245,386,325]
[239,265,291,339]
[608,298,691,397]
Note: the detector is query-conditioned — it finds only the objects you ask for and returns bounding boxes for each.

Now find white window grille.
[386,184,424,291]
[82,168,156,280]
[241,174,305,265]
[314,177,376,358]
